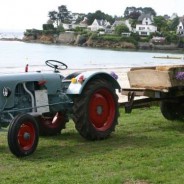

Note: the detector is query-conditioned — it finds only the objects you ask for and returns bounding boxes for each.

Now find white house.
[88,19,111,32]
[177,18,184,35]
[135,13,157,36]
[62,23,73,30]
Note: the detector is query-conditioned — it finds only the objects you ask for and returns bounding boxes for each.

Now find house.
[62,23,73,30]
[177,17,184,35]
[88,19,111,32]
[170,13,178,20]
[135,13,157,36]
[111,20,132,32]
[79,17,88,28]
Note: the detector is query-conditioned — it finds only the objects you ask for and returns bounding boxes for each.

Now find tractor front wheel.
[72,79,119,140]
[8,114,39,157]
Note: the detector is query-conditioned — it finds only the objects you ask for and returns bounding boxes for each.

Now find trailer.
[122,65,184,120]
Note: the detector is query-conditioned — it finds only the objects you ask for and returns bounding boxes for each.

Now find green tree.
[170,17,179,31]
[124,7,137,18]
[142,7,156,16]
[57,5,72,24]
[124,7,156,19]
[115,24,129,35]
[87,10,115,25]
[48,11,58,26]
[154,16,167,32]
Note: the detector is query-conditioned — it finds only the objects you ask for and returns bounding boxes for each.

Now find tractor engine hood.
[0,72,62,93]
[0,72,62,110]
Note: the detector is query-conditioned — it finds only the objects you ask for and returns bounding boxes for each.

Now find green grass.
[1,106,184,183]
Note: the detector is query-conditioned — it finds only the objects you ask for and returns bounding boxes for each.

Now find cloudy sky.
[0,0,183,31]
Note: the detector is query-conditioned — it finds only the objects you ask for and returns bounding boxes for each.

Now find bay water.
[0,40,184,70]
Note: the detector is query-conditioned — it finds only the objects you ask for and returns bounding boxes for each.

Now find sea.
[0,31,184,72]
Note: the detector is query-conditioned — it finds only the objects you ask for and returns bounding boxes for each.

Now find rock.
[57,32,76,44]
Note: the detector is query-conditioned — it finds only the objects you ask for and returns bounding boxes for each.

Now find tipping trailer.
[122,65,184,120]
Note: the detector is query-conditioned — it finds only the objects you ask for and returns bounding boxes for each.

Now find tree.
[124,7,137,18]
[87,10,115,25]
[124,7,156,19]
[115,24,129,35]
[154,16,167,32]
[57,5,72,24]
[142,7,156,16]
[47,5,72,28]
[170,17,179,31]
[48,11,58,26]
[129,11,141,20]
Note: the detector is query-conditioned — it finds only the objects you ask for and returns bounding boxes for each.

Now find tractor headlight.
[3,87,11,97]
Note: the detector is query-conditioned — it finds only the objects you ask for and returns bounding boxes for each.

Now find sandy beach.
[0,66,131,102]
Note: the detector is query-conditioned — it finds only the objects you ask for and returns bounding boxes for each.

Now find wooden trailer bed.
[127,65,184,91]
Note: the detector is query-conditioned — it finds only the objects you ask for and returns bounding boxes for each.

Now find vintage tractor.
[0,60,120,157]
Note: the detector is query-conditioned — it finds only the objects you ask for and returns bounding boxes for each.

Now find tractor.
[0,60,120,157]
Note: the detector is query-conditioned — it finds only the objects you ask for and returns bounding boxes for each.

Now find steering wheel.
[45,60,68,71]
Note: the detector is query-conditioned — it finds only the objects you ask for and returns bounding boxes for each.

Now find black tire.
[8,114,39,157]
[37,112,68,136]
[160,101,184,120]
[72,78,119,140]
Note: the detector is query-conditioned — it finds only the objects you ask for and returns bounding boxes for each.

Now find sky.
[0,0,183,31]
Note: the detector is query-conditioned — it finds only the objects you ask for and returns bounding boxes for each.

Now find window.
[139,27,145,30]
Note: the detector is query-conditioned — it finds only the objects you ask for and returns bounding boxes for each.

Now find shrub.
[24,29,42,36]
[42,24,55,31]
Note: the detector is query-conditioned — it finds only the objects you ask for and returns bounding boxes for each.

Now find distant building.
[177,17,184,35]
[88,19,111,32]
[135,13,157,36]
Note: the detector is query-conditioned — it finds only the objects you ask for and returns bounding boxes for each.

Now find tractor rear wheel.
[72,78,119,140]
[160,101,184,120]
[8,114,39,157]
[38,112,68,136]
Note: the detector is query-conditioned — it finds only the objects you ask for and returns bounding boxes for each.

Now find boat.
[153,56,182,59]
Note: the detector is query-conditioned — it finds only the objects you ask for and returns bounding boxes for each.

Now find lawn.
[1,106,184,184]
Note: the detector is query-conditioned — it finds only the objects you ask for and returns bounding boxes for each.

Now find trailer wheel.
[38,112,68,136]
[8,114,39,157]
[160,101,183,120]
[72,79,119,140]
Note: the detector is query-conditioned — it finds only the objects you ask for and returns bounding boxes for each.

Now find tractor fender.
[66,71,121,95]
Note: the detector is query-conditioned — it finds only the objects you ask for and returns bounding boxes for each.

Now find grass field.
[1,106,184,184]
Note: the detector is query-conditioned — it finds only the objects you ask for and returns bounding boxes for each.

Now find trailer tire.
[8,114,39,157]
[160,101,183,120]
[72,78,119,140]
[38,112,68,136]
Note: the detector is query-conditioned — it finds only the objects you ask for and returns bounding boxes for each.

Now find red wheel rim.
[17,122,36,151]
[89,88,116,131]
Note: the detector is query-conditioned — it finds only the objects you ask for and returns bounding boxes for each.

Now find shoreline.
[0,38,184,54]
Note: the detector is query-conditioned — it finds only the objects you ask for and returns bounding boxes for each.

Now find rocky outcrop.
[57,32,76,44]
[86,39,136,49]
[23,34,55,44]
[138,42,178,50]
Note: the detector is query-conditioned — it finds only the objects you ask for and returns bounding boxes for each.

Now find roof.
[179,17,184,26]
[112,20,125,27]
[95,19,110,26]
[138,13,153,22]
